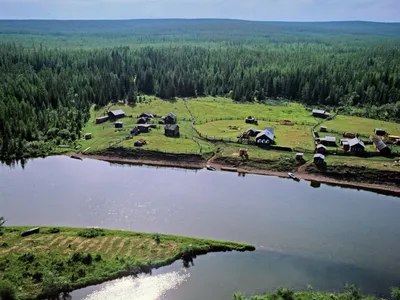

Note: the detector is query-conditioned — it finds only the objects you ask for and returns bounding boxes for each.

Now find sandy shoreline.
[69,153,400,196]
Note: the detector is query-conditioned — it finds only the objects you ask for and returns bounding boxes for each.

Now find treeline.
[0,41,400,158]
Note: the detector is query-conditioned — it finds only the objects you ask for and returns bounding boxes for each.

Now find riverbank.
[0,226,254,300]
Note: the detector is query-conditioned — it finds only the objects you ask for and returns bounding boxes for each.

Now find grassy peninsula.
[0,226,254,299]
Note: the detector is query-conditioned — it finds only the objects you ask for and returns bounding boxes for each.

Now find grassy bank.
[0,226,254,299]
[233,286,400,300]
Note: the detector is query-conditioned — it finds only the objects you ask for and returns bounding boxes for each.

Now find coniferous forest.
[0,19,400,159]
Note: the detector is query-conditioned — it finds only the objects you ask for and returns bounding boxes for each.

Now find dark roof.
[110,109,125,116]
[372,137,388,151]
[115,121,123,125]
[314,154,325,159]
[246,128,256,132]
[348,138,365,148]
[165,124,179,131]
[137,117,147,122]
[256,129,275,141]
[316,144,327,149]
[321,136,336,142]
[140,112,153,117]
[137,124,152,128]
[96,116,108,120]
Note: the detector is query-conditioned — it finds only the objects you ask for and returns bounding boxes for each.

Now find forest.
[0,20,400,159]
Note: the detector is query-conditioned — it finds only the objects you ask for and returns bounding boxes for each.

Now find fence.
[194,116,315,127]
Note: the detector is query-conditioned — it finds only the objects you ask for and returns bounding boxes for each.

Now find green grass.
[188,97,317,124]
[324,115,400,137]
[0,226,254,300]
[197,120,314,150]
[324,154,400,171]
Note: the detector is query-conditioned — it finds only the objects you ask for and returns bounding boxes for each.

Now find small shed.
[134,139,147,147]
[375,128,386,136]
[340,139,349,145]
[139,112,154,119]
[256,129,275,145]
[131,127,140,136]
[388,135,400,142]
[314,154,325,165]
[342,140,350,152]
[372,137,391,155]
[165,124,180,137]
[108,109,125,120]
[96,116,109,124]
[316,144,327,154]
[163,112,177,124]
[320,126,327,132]
[348,138,365,153]
[312,109,330,119]
[296,153,304,161]
[138,124,152,133]
[115,121,123,128]
[320,136,336,147]
[245,116,258,125]
[343,132,356,138]
[84,133,92,140]
[137,117,148,124]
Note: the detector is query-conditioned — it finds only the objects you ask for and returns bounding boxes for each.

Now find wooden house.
[84,133,92,140]
[313,154,325,165]
[372,137,391,155]
[343,132,356,138]
[342,140,350,151]
[137,117,148,124]
[139,112,154,119]
[319,136,336,147]
[131,127,140,136]
[245,116,258,125]
[163,113,177,124]
[115,121,123,128]
[108,109,125,120]
[96,116,109,124]
[316,144,327,154]
[165,124,180,137]
[256,128,275,145]
[137,124,151,133]
[296,153,304,161]
[374,128,386,136]
[320,126,327,132]
[312,109,330,119]
[347,138,365,153]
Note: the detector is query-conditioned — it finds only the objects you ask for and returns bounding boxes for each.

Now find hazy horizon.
[0,0,399,22]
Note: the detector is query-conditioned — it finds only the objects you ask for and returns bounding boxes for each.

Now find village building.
[164,124,180,137]
[320,126,327,132]
[342,140,350,151]
[347,138,365,153]
[139,112,154,119]
[296,153,304,161]
[137,117,148,124]
[372,137,391,155]
[131,127,140,136]
[256,128,275,145]
[319,136,336,147]
[243,128,260,138]
[114,121,123,128]
[312,109,330,119]
[316,144,327,154]
[137,124,152,133]
[245,116,258,125]
[374,128,386,136]
[96,116,109,124]
[134,139,147,147]
[84,133,92,140]
[313,153,325,165]
[388,135,400,142]
[343,132,356,138]
[163,112,177,124]
[108,109,125,120]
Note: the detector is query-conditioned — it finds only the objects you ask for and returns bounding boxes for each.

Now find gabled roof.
[314,153,325,159]
[115,121,123,125]
[165,124,179,130]
[266,128,274,135]
[316,144,327,149]
[140,112,153,117]
[372,137,388,151]
[312,109,326,114]
[348,138,365,148]
[137,124,152,128]
[256,129,275,141]
[110,109,125,116]
[321,136,336,142]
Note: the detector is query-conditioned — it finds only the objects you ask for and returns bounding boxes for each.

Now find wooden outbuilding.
[343,132,356,138]
[96,116,109,124]
[137,117,148,124]
[139,112,154,119]
[296,153,304,160]
[347,138,365,153]
[372,137,391,155]
[115,121,123,128]
[256,128,275,145]
[320,126,327,132]
[108,109,125,120]
[374,128,386,136]
[316,144,327,154]
[319,136,336,147]
[165,124,180,137]
[163,113,177,124]
[137,124,152,133]
[312,109,330,119]
[313,154,325,165]
[84,133,92,140]
[245,116,259,125]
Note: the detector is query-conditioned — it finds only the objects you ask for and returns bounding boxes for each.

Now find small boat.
[288,172,298,180]
[70,155,83,161]
[206,165,217,171]
[21,227,40,237]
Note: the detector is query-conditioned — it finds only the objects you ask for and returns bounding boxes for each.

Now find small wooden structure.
[108,109,125,120]
[343,132,356,138]
[139,112,154,119]
[320,126,327,132]
[245,116,258,125]
[163,112,177,124]
[137,124,151,133]
[256,128,275,145]
[342,140,350,152]
[319,136,336,147]
[137,117,148,124]
[312,109,330,119]
[316,144,327,154]
[134,139,147,147]
[374,128,386,136]
[372,136,391,155]
[165,124,180,137]
[239,148,249,159]
[115,121,123,128]
[84,133,92,140]
[96,116,109,124]
[21,227,40,237]
[313,154,325,165]
[296,153,304,160]
[131,127,140,136]
[348,138,365,153]
[242,128,260,138]
[388,135,400,142]
[280,120,294,126]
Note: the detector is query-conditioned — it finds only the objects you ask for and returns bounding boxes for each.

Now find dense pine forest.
[0,19,400,159]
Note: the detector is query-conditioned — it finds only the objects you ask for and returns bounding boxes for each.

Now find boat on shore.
[206,165,217,171]
[288,172,299,180]
[70,155,83,161]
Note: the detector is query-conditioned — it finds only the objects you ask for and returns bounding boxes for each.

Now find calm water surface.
[1,156,400,299]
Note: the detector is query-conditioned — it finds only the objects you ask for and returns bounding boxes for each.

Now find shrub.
[78,228,105,238]
[18,253,35,264]
[42,272,71,296]
[153,233,161,244]
[58,129,71,140]
[81,254,93,265]
[46,227,60,234]
[272,287,294,300]
[344,284,362,300]
[94,254,102,262]
[32,272,43,283]
[0,280,17,300]
[70,252,83,263]
[0,242,8,247]
[391,287,400,300]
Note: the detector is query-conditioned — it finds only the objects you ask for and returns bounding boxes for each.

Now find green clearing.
[0,226,254,300]
[324,155,400,172]
[196,120,314,150]
[188,97,316,124]
[324,115,400,137]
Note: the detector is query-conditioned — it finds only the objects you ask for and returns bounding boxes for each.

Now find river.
[1,156,399,299]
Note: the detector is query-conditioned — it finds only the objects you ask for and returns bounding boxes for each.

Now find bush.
[18,253,35,263]
[153,233,161,244]
[81,254,93,265]
[42,272,71,296]
[0,242,8,247]
[391,287,400,300]
[344,284,362,300]
[58,129,71,140]
[46,227,60,234]
[272,287,294,300]
[0,280,17,300]
[78,228,105,238]
[94,254,102,262]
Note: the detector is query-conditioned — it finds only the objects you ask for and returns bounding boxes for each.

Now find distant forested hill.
[0,19,399,159]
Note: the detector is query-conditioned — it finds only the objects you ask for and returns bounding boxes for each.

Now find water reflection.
[82,271,190,300]
[310,181,321,188]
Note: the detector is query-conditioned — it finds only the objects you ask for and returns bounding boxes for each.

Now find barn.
[163,113,177,124]
[372,137,391,155]
[115,121,123,128]
[313,154,325,165]
[96,116,109,124]
[137,117,148,124]
[256,128,275,145]
[165,124,180,137]
[137,124,152,133]
[108,109,125,120]
[319,136,336,147]
[139,112,154,119]
[312,109,330,119]
[347,138,365,153]
[374,128,386,136]
[316,144,327,154]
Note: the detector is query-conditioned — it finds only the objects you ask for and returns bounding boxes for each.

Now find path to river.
[1,156,399,299]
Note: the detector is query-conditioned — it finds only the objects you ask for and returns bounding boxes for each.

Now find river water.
[1,156,399,299]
